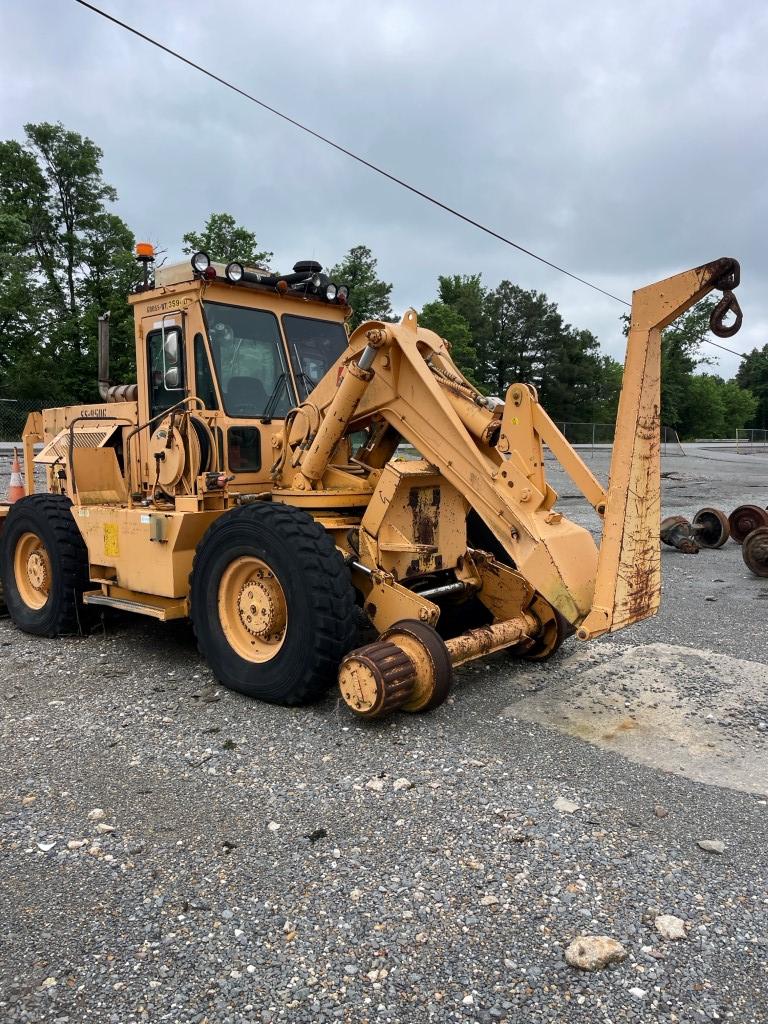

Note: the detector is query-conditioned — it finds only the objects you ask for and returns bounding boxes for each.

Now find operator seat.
[226,376,267,416]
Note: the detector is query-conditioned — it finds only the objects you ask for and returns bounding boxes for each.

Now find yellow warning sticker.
[103,523,119,557]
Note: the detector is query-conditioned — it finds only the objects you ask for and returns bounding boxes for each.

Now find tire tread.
[190,502,356,704]
[0,493,90,636]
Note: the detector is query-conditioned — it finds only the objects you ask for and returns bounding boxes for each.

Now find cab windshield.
[204,301,295,418]
[282,315,349,400]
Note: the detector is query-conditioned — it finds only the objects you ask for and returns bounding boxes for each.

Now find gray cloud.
[2,0,765,377]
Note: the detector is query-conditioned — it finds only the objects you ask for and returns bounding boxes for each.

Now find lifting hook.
[709,258,742,339]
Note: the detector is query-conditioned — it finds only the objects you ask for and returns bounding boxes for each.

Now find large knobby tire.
[190,502,357,704]
[0,494,90,636]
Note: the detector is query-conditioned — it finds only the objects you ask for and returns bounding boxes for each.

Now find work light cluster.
[190,251,350,306]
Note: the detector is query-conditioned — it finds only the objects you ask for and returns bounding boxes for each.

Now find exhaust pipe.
[98,311,138,403]
[98,312,110,400]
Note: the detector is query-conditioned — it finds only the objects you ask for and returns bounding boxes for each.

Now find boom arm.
[578,256,742,638]
[282,310,600,624]
[278,258,742,636]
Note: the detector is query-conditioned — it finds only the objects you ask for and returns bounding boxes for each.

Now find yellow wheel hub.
[14,531,52,610]
[218,557,287,662]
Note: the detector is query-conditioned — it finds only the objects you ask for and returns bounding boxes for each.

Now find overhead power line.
[73,0,626,304]
[697,336,748,359]
[73,0,748,360]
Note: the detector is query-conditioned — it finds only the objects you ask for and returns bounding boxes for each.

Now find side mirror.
[164,331,180,366]
[161,327,183,391]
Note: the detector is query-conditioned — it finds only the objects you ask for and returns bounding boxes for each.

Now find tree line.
[1,122,764,439]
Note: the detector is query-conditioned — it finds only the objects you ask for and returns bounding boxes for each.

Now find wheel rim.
[728,504,768,544]
[524,601,572,660]
[217,556,288,662]
[13,531,52,610]
[379,620,453,713]
[692,507,730,548]
[743,527,768,577]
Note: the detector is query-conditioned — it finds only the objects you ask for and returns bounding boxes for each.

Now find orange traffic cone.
[7,447,25,503]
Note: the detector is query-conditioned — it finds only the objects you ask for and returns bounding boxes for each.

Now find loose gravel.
[1,445,767,1022]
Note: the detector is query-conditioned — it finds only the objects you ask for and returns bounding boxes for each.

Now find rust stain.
[602,717,638,741]
[409,486,438,547]
[616,400,661,626]
[448,625,496,660]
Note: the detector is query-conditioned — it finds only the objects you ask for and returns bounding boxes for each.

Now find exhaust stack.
[97,311,138,403]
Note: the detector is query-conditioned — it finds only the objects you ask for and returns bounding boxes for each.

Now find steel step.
[84,592,173,620]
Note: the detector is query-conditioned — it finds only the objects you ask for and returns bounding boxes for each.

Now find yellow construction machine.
[0,249,742,717]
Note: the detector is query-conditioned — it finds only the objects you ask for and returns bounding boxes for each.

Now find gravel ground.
[1,444,767,1023]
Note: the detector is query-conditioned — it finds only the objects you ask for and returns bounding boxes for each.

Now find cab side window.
[194,332,218,410]
[147,326,184,419]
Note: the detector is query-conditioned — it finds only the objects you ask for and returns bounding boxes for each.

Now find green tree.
[736,344,768,429]
[661,299,717,430]
[720,378,758,435]
[482,281,526,394]
[537,326,613,425]
[468,280,619,422]
[482,282,567,398]
[0,205,41,396]
[680,374,727,438]
[182,212,272,267]
[677,374,756,439]
[659,300,762,438]
[419,300,478,383]
[619,297,734,434]
[328,245,393,330]
[589,355,623,424]
[437,274,490,381]
[0,122,139,404]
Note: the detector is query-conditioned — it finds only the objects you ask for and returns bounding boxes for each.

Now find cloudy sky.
[2,0,766,376]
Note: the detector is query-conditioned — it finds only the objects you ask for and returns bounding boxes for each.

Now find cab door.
[145,317,185,420]
[135,312,187,490]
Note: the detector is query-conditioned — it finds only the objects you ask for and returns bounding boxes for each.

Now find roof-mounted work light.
[191,251,211,274]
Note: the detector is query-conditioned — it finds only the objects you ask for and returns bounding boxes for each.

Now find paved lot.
[1,445,767,1023]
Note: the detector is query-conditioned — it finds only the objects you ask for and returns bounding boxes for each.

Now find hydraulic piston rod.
[294,333,385,485]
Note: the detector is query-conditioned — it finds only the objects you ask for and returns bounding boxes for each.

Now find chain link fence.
[735,428,768,453]
[554,422,685,457]
[0,400,49,496]
[0,398,41,443]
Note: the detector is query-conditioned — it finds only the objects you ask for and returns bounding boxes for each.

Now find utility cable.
[72,0,750,360]
[73,0,625,304]
[695,336,747,359]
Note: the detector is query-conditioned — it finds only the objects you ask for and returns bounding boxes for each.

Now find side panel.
[73,506,221,598]
[359,461,468,581]
[39,402,139,499]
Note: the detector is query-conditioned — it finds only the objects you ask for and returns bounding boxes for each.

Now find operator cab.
[129,249,353,490]
[146,251,351,421]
